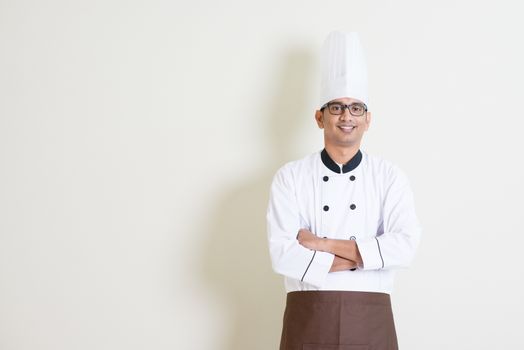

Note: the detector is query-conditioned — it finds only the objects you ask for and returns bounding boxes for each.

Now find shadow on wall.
[200,48,316,350]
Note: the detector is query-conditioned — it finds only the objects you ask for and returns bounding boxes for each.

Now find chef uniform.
[266,32,422,350]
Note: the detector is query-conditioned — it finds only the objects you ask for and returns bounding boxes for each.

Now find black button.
[349,236,356,240]
[323,205,329,211]
[349,175,356,181]
[350,204,356,210]
[350,268,357,271]
[323,176,329,182]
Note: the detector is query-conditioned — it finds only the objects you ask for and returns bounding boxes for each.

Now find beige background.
[1,0,523,349]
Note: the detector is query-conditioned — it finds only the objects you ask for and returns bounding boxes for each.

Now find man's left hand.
[297,229,322,251]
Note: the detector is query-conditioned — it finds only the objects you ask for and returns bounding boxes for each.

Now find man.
[266,31,422,349]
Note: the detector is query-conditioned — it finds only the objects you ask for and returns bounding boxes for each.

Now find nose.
[339,107,352,120]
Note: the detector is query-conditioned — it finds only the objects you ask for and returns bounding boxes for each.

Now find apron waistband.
[287,290,391,306]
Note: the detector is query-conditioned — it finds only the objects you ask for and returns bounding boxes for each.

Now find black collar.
[321,148,362,174]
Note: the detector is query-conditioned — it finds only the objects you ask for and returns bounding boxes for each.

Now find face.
[314,97,371,149]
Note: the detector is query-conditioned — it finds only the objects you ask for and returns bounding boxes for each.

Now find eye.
[330,104,343,112]
[351,104,364,113]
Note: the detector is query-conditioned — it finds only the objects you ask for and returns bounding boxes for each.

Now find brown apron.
[280,291,398,350]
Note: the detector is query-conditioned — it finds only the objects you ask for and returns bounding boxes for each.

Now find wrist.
[318,236,330,252]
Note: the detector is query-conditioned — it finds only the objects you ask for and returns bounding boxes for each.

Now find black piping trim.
[375,237,385,269]
[321,148,362,174]
[301,250,317,282]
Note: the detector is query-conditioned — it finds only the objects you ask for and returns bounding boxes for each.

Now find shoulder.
[271,150,320,184]
[362,151,411,187]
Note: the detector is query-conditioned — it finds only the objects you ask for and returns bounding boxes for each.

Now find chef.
[266,31,422,350]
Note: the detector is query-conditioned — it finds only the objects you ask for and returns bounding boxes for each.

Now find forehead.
[329,97,364,104]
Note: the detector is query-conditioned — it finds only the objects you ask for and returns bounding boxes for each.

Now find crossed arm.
[297,229,363,272]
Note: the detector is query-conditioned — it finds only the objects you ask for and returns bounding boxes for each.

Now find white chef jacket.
[266,148,421,294]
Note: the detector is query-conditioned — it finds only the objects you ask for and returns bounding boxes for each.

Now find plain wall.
[1,0,523,349]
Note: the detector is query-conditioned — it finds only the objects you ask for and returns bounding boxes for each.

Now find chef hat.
[319,31,369,108]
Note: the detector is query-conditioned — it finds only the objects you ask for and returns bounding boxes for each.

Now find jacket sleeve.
[356,165,422,270]
[266,165,334,288]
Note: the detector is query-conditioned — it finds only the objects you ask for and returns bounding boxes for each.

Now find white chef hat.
[319,31,369,108]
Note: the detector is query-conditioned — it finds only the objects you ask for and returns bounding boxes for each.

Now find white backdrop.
[1,0,523,349]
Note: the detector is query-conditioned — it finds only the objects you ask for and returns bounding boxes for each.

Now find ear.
[315,110,324,129]
[363,111,372,131]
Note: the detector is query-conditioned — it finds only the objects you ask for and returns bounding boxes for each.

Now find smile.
[338,125,356,133]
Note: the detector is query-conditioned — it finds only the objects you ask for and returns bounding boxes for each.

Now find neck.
[324,143,360,164]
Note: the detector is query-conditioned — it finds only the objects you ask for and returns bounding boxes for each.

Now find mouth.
[337,125,356,133]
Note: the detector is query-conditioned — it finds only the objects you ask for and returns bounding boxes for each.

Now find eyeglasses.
[320,102,368,116]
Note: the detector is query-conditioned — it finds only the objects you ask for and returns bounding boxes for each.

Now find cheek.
[359,120,370,130]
